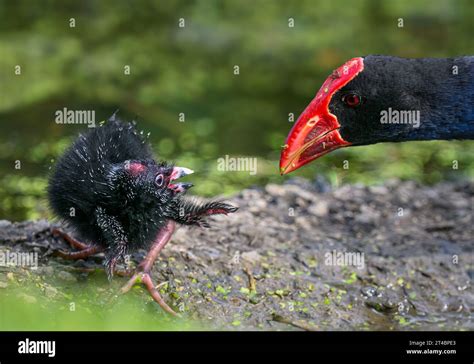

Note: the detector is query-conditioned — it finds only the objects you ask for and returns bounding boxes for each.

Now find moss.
[215,285,230,295]
[343,272,357,285]
[240,287,250,295]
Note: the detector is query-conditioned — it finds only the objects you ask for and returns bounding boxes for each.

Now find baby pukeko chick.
[48,113,237,315]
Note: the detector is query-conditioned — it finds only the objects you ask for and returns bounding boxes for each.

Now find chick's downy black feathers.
[48,114,237,278]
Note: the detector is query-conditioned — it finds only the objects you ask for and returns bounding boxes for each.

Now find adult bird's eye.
[155,174,164,187]
[342,93,362,108]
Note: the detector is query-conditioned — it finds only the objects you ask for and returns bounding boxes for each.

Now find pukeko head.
[280,55,474,174]
[113,160,194,202]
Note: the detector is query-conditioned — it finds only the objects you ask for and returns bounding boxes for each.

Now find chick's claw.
[170,200,238,227]
[195,203,238,227]
[194,201,237,216]
[119,220,177,315]
[203,205,239,216]
[121,271,178,316]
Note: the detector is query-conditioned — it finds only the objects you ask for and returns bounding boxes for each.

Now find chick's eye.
[155,174,164,187]
[342,93,362,108]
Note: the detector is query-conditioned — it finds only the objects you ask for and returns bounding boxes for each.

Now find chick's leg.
[121,220,177,316]
[52,228,90,250]
[52,228,104,259]
[52,227,130,276]
[55,245,104,260]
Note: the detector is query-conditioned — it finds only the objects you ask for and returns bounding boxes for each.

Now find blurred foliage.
[0,0,473,221]
[0,276,200,330]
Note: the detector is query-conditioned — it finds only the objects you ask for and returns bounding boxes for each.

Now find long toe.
[120,272,178,316]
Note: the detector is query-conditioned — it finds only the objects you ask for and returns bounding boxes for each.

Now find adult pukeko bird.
[48,113,237,315]
[280,55,474,174]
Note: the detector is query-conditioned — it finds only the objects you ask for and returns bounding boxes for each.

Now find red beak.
[279,57,364,175]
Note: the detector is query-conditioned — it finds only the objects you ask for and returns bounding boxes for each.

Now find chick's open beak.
[168,166,194,194]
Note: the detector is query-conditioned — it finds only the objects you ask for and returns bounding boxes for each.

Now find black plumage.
[48,113,237,313]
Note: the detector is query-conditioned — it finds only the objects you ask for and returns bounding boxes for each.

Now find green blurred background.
[1,0,473,221]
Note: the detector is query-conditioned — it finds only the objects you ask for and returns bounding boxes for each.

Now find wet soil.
[0,179,472,330]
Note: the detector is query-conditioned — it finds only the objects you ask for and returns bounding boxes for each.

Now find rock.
[241,251,262,265]
[0,220,12,229]
[248,199,267,213]
[40,266,55,276]
[295,216,312,231]
[44,284,59,298]
[308,200,329,217]
[265,184,286,197]
[18,293,37,304]
[0,219,50,244]
[369,185,389,195]
[285,185,317,202]
[355,205,380,225]
[57,271,77,282]
[332,185,353,199]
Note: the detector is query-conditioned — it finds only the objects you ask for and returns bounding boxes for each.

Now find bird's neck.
[403,56,474,141]
[408,112,474,142]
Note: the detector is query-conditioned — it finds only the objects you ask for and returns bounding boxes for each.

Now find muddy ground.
[0,178,472,330]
